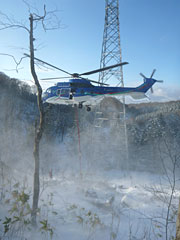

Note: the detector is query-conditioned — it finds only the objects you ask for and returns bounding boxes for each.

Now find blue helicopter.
[33,56,163,111]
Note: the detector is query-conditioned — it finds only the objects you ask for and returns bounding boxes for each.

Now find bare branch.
[33,5,46,21]
[31,5,61,31]
[33,5,61,31]
[0,11,29,33]
[0,53,27,72]
[3,67,24,72]
[43,9,61,31]
[35,62,55,72]
[0,4,61,36]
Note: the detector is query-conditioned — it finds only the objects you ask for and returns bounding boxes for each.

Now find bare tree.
[0,3,60,224]
[29,11,45,225]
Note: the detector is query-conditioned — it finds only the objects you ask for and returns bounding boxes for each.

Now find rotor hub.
[72,73,80,78]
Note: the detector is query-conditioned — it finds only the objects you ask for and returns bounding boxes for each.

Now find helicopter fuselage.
[42,78,157,110]
[25,55,162,110]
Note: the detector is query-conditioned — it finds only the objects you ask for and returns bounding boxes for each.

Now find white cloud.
[149,86,180,102]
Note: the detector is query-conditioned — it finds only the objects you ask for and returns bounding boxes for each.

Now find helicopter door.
[60,88,70,99]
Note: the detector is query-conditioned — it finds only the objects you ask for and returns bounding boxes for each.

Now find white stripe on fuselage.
[46,95,101,105]
[45,91,147,106]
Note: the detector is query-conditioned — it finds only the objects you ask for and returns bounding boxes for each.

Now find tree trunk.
[29,14,44,224]
[176,200,180,240]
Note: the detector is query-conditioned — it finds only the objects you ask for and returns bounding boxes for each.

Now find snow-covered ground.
[31,170,178,240]
[0,166,179,240]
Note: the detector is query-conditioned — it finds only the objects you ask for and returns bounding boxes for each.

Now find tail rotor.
[140,69,163,93]
[150,69,156,78]
[140,72,147,81]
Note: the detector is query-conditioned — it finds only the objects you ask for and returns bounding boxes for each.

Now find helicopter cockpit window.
[46,88,51,94]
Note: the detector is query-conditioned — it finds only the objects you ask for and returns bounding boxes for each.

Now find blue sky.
[0,0,179,100]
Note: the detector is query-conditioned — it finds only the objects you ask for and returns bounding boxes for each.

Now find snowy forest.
[0,73,180,239]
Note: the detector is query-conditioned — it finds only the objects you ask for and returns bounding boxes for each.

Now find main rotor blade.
[140,73,146,79]
[79,77,109,86]
[41,77,70,80]
[156,80,163,83]
[80,62,129,76]
[150,69,156,78]
[88,79,109,86]
[24,53,72,76]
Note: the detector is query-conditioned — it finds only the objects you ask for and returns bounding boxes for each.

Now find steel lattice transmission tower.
[99,0,124,86]
[98,0,129,167]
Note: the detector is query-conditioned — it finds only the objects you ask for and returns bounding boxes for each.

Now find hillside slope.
[0,73,179,175]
